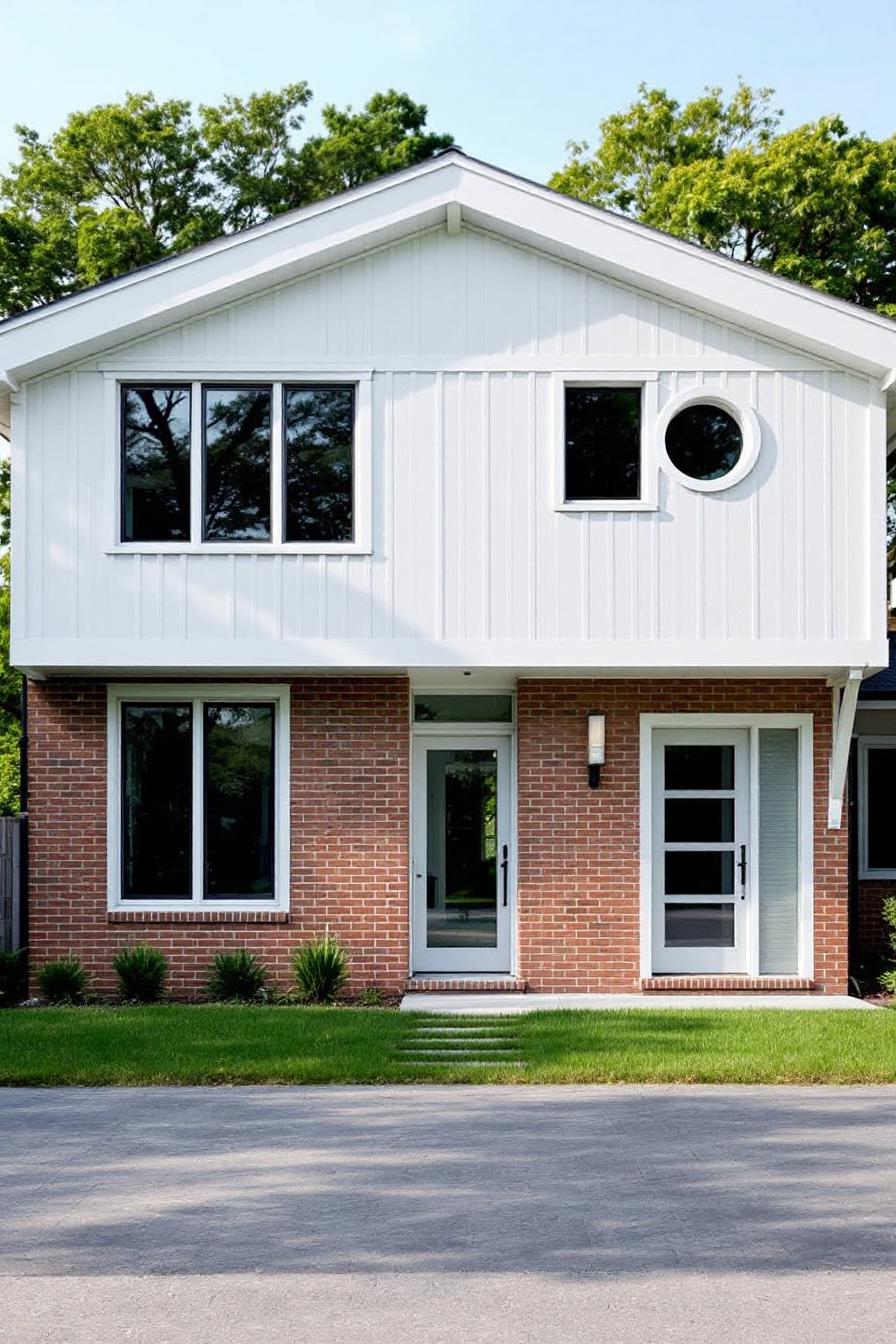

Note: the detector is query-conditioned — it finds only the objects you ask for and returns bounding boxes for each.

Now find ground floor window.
[108,684,289,910]
[858,738,896,878]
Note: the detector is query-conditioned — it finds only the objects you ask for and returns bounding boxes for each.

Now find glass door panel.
[426,749,498,949]
[412,734,512,974]
[652,730,749,974]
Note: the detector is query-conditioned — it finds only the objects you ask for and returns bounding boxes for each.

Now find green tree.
[550,82,896,316]
[0,86,452,315]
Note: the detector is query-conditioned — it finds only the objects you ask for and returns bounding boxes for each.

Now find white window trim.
[639,713,814,980]
[107,370,372,554]
[656,386,761,494]
[107,682,291,913]
[552,373,659,513]
[857,735,896,879]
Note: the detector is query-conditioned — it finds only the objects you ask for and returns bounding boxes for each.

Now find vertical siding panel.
[535,374,558,639]
[369,374,393,639]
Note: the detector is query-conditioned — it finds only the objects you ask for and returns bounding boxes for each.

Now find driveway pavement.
[3,1085,896,1343]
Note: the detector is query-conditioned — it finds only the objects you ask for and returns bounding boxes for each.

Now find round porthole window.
[657,392,760,493]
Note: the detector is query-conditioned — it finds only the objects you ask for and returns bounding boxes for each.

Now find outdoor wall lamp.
[587,713,605,788]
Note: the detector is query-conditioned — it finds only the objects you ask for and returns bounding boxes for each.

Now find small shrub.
[205,949,268,1002]
[879,897,896,997]
[37,957,88,1005]
[112,943,168,1003]
[0,948,25,1007]
[293,934,348,1004]
[358,986,383,1007]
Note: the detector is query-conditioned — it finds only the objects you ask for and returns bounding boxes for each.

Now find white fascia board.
[11,636,888,679]
[455,164,896,378]
[0,164,462,381]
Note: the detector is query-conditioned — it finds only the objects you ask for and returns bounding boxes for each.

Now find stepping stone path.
[398,1016,525,1070]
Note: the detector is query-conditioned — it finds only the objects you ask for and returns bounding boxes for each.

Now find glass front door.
[412,735,512,973]
[652,729,750,974]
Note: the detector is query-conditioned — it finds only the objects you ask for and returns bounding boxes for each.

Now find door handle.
[738,844,747,899]
[500,844,509,907]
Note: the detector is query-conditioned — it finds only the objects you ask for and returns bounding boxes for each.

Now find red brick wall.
[516,679,848,994]
[857,880,895,968]
[27,677,410,997]
[27,674,848,997]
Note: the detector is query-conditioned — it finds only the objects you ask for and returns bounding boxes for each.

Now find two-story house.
[1,150,894,997]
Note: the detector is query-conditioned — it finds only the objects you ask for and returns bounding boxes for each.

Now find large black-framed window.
[118,380,360,545]
[121,385,192,542]
[122,703,193,899]
[283,384,355,543]
[564,385,642,502]
[119,695,279,904]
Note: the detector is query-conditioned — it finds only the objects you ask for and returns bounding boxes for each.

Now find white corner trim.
[445,202,462,236]
[828,669,863,827]
[656,386,762,493]
[106,682,291,913]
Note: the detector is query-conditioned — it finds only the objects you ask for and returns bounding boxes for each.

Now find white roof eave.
[1,151,896,383]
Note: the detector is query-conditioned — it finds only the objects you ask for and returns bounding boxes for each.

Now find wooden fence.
[0,815,23,952]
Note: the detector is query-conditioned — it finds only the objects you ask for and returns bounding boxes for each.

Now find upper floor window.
[204,386,272,541]
[561,385,644,507]
[119,380,364,550]
[284,385,354,543]
[122,385,192,542]
[657,389,761,494]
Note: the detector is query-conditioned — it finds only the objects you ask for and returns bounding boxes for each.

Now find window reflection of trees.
[123,387,191,541]
[204,388,272,540]
[284,386,354,542]
[204,704,274,897]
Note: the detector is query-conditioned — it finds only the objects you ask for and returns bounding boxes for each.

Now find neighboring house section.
[854,635,896,975]
[1,150,894,996]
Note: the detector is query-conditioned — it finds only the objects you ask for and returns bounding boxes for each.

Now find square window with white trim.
[108,685,290,911]
[554,378,657,511]
[858,738,896,878]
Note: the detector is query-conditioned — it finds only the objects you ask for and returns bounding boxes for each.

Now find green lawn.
[1,1004,896,1085]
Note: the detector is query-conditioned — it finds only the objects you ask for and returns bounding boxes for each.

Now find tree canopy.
[0,85,453,316]
[550,82,896,316]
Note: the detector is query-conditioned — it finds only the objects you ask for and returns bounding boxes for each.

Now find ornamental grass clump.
[112,943,168,1003]
[292,933,348,1004]
[37,956,88,1004]
[205,949,268,1002]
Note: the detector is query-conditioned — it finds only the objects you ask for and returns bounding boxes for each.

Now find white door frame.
[411,728,514,974]
[639,713,814,980]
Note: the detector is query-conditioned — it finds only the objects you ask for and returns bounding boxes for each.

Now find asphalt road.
[3,1085,896,1342]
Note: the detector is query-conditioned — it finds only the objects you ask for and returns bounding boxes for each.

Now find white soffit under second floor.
[1,151,896,387]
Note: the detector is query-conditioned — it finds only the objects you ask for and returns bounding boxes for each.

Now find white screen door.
[412,734,512,974]
[652,728,750,974]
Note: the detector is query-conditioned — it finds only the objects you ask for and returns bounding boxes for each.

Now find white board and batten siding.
[11,225,887,675]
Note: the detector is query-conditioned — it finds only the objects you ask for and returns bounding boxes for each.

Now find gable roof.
[2,149,896,390]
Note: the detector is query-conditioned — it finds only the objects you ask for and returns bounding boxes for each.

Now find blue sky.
[0,0,894,181]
